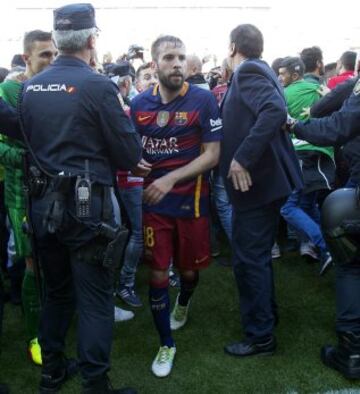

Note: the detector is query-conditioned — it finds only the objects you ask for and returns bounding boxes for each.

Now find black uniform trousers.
[32,188,115,380]
[231,199,283,342]
[336,261,360,334]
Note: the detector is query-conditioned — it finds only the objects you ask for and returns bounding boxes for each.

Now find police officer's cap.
[54,3,97,31]
[106,62,135,79]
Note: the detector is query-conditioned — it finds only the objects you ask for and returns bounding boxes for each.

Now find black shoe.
[224,337,276,357]
[82,375,137,394]
[39,355,79,393]
[321,332,360,379]
[0,383,9,394]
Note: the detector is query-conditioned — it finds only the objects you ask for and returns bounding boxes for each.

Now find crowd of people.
[0,3,360,394]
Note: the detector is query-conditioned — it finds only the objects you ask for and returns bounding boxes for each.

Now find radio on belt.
[75,160,92,218]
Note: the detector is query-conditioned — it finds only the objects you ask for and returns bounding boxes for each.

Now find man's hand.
[228,159,252,192]
[318,85,330,97]
[282,114,297,132]
[131,158,152,177]
[300,107,311,118]
[144,175,176,205]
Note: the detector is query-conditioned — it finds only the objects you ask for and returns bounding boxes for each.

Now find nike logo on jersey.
[195,256,208,264]
[138,115,152,122]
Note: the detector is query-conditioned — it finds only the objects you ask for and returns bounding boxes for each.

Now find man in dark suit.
[220,24,303,357]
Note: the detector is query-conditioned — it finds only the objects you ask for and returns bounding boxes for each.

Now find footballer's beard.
[158,70,185,91]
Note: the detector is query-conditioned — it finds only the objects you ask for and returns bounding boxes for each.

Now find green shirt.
[0,80,26,209]
[284,79,334,159]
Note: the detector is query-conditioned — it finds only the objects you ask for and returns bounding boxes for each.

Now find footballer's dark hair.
[280,57,305,78]
[23,30,52,54]
[230,24,263,59]
[300,46,323,73]
[151,35,185,61]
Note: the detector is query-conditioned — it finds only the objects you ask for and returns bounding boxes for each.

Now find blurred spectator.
[211,58,232,103]
[102,51,113,74]
[102,51,112,64]
[271,57,284,76]
[10,54,25,68]
[324,62,337,82]
[327,51,356,89]
[135,62,158,92]
[300,46,324,85]
[106,62,133,108]
[185,54,209,90]
[278,56,334,274]
[0,68,9,83]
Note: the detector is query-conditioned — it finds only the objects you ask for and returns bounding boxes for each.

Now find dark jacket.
[309,76,360,183]
[310,76,359,118]
[186,74,209,90]
[220,58,303,211]
[21,56,142,185]
[0,98,20,140]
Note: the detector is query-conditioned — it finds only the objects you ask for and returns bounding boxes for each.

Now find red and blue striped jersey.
[130,82,222,218]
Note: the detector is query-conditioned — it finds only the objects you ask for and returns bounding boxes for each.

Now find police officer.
[290,78,360,379]
[19,4,142,394]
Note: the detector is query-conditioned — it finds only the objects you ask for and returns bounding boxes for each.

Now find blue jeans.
[212,170,232,242]
[118,186,143,288]
[280,189,327,254]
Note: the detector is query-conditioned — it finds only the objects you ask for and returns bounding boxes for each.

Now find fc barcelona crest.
[156,111,170,127]
[175,112,188,126]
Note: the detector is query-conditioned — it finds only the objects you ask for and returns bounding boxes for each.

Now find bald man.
[185,54,209,90]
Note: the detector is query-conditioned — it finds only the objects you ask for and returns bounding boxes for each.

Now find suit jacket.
[220,58,303,211]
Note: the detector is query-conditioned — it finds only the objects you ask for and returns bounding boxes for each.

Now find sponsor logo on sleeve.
[210,117,222,132]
